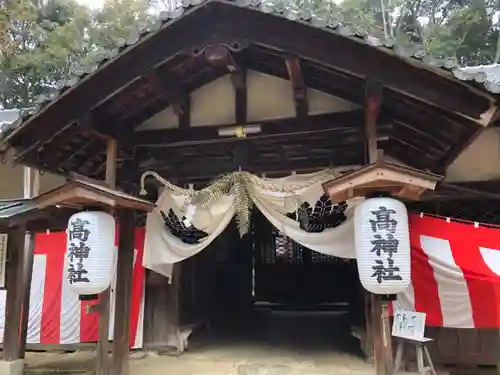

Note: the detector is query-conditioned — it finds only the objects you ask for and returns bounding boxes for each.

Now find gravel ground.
[23,344,436,375]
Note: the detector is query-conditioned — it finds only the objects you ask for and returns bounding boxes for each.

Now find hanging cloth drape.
[248,170,362,259]
[143,188,235,278]
[142,168,361,279]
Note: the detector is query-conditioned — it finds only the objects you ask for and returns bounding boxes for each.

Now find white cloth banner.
[143,188,235,278]
[143,169,362,278]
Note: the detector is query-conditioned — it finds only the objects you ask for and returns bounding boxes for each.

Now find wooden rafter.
[285,56,308,121]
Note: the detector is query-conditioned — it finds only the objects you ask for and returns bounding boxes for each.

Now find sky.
[77,0,105,9]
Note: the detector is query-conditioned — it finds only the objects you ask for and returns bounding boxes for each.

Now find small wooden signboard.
[392,310,426,341]
[392,309,438,375]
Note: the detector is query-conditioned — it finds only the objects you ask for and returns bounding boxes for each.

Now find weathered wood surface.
[96,138,118,375]
[111,209,136,375]
[19,167,40,359]
[3,226,26,361]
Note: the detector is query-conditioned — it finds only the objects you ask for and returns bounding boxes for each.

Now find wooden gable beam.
[204,44,248,124]
[148,69,191,128]
[285,56,308,121]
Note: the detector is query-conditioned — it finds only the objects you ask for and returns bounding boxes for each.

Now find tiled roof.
[1,0,499,140]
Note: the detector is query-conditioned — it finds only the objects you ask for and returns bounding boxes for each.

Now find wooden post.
[18,166,40,358]
[97,139,118,375]
[363,291,374,361]
[3,225,26,361]
[364,79,394,375]
[111,209,136,375]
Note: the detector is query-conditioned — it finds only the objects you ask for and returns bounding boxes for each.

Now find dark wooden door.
[253,209,358,305]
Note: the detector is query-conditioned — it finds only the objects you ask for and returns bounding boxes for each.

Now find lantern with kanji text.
[65,211,116,296]
[354,197,411,295]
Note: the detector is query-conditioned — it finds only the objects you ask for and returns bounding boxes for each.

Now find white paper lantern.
[65,211,116,295]
[354,197,411,294]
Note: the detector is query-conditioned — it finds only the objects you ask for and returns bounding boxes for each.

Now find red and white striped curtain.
[0,227,146,347]
[394,214,500,328]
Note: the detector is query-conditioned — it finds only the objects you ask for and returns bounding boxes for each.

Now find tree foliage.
[1,0,500,109]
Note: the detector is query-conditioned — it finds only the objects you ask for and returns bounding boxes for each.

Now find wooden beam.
[149,69,190,128]
[3,225,26,362]
[111,209,136,375]
[363,80,394,375]
[133,110,370,147]
[18,167,40,359]
[141,154,363,181]
[232,69,247,124]
[177,96,191,129]
[285,56,308,121]
[364,79,383,163]
[97,138,118,375]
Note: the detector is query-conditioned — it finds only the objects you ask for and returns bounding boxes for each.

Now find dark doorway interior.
[178,214,366,357]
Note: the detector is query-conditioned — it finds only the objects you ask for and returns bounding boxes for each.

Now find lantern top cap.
[34,179,156,212]
[322,151,443,202]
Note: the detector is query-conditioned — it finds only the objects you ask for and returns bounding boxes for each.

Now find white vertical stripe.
[108,267,117,340]
[26,255,47,343]
[60,256,81,344]
[0,256,46,344]
[420,235,474,328]
[108,248,137,341]
[133,276,145,349]
[479,247,500,276]
[395,282,415,312]
[0,289,6,341]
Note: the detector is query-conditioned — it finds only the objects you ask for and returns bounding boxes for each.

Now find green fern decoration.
[188,172,255,237]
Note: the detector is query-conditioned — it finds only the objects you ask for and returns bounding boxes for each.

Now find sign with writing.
[0,234,7,288]
[392,309,426,341]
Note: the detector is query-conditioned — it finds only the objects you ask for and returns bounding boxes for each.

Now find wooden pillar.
[111,209,136,375]
[18,166,40,358]
[364,79,394,375]
[371,294,394,375]
[97,139,118,375]
[3,226,26,361]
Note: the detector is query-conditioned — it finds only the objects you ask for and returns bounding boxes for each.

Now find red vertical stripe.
[408,215,443,326]
[79,298,100,342]
[450,224,500,328]
[129,227,145,347]
[35,232,65,344]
